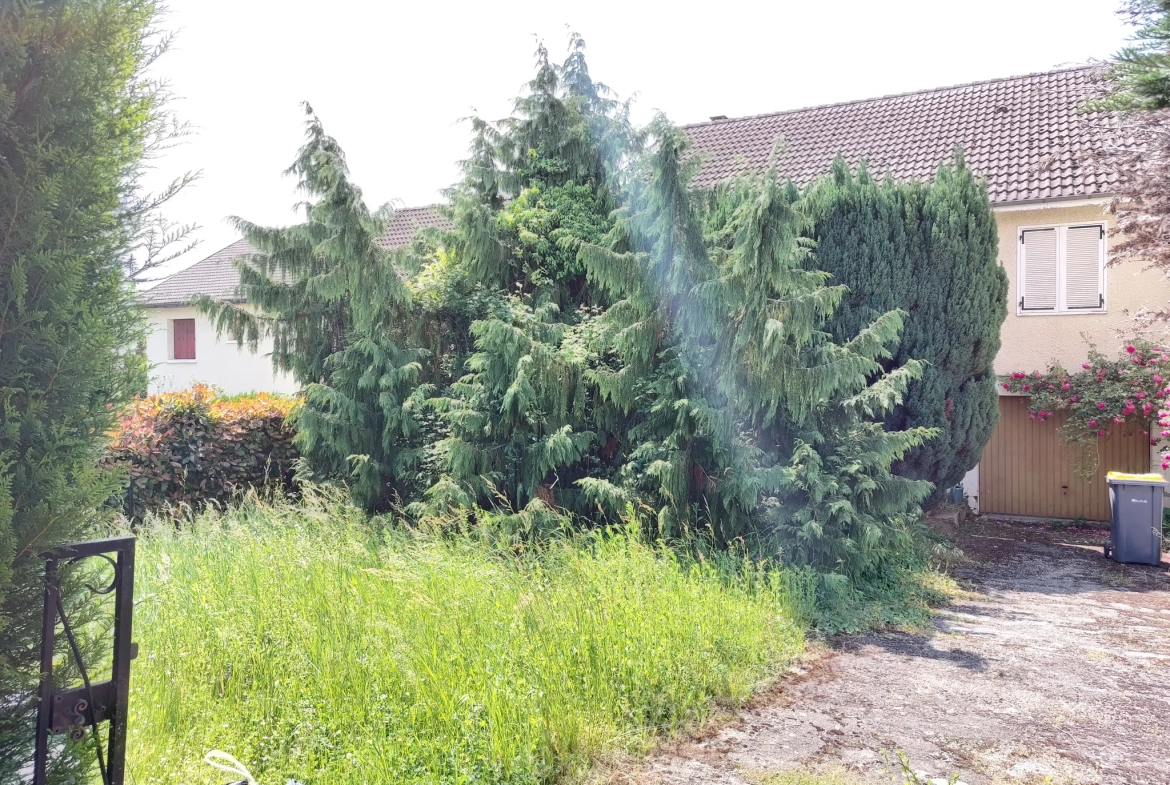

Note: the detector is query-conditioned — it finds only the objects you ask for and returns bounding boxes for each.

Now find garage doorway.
[980,396,1151,521]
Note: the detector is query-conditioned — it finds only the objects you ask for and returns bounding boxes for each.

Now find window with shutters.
[1017,222,1106,315]
[170,318,196,360]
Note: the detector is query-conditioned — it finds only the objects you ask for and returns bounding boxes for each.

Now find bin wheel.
[1104,542,1112,559]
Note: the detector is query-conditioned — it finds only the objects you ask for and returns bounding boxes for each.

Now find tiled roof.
[684,66,1114,204]
[373,204,454,249]
[141,238,253,306]
[142,205,452,307]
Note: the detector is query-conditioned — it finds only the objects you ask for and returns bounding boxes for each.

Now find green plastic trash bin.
[1105,471,1167,566]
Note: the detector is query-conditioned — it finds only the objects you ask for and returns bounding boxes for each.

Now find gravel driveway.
[640,518,1170,785]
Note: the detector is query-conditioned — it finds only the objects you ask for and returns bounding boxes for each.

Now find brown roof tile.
[142,205,452,307]
[140,238,253,307]
[683,65,1114,203]
[373,204,455,249]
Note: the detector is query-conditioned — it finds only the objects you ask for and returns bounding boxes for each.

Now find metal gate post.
[32,536,137,785]
[32,555,59,785]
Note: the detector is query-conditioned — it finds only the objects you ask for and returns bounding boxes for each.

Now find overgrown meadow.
[125,493,810,784]
[115,36,976,783]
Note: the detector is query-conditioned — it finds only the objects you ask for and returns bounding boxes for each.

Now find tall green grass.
[126,494,806,784]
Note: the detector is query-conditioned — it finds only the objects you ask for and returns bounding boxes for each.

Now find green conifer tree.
[0,1,162,777]
[1101,1,1170,111]
[579,121,937,575]
[200,108,425,510]
[426,37,636,518]
[804,157,1005,498]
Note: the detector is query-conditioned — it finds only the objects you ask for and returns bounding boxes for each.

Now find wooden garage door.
[980,396,1151,521]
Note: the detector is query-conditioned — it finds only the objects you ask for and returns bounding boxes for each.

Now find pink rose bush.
[1002,341,1170,466]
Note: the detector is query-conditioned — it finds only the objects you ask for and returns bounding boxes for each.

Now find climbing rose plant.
[1003,340,1170,466]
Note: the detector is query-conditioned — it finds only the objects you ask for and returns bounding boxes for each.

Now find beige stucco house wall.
[957,199,1170,513]
[992,200,1169,374]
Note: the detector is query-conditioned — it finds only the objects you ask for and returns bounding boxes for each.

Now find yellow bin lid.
[1106,471,1169,485]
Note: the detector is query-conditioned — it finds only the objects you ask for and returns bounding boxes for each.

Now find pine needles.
[194,34,990,597]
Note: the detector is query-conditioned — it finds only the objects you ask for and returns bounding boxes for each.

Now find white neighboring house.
[140,206,451,395]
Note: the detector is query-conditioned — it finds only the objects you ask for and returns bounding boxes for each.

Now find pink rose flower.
[1097,402,1107,409]
[1127,345,1136,353]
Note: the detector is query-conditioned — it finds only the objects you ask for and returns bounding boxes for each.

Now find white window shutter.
[1064,225,1104,309]
[1021,228,1058,310]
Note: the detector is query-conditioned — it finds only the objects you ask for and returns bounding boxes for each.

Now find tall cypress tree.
[201,107,426,511]
[426,37,636,518]
[579,120,937,577]
[804,157,1005,498]
[0,1,161,778]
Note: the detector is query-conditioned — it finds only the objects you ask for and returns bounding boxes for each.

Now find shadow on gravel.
[938,602,1021,620]
[833,633,989,672]
[960,529,1170,598]
[643,517,1170,785]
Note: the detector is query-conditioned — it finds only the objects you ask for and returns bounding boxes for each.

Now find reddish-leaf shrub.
[106,384,301,518]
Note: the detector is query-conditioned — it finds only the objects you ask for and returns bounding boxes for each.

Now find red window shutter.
[173,319,196,360]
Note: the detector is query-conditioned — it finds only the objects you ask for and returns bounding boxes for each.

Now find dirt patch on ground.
[636,518,1170,785]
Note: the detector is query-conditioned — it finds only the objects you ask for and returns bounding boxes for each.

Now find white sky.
[142,0,1133,280]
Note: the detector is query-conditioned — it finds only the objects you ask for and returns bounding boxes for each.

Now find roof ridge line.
[205,237,252,255]
[165,205,444,270]
[684,63,1106,129]
[141,205,454,304]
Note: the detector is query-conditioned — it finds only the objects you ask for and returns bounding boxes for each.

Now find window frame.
[169,317,197,362]
[1016,221,1107,316]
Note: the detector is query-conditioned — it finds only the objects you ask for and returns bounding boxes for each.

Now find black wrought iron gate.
[33,536,136,785]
